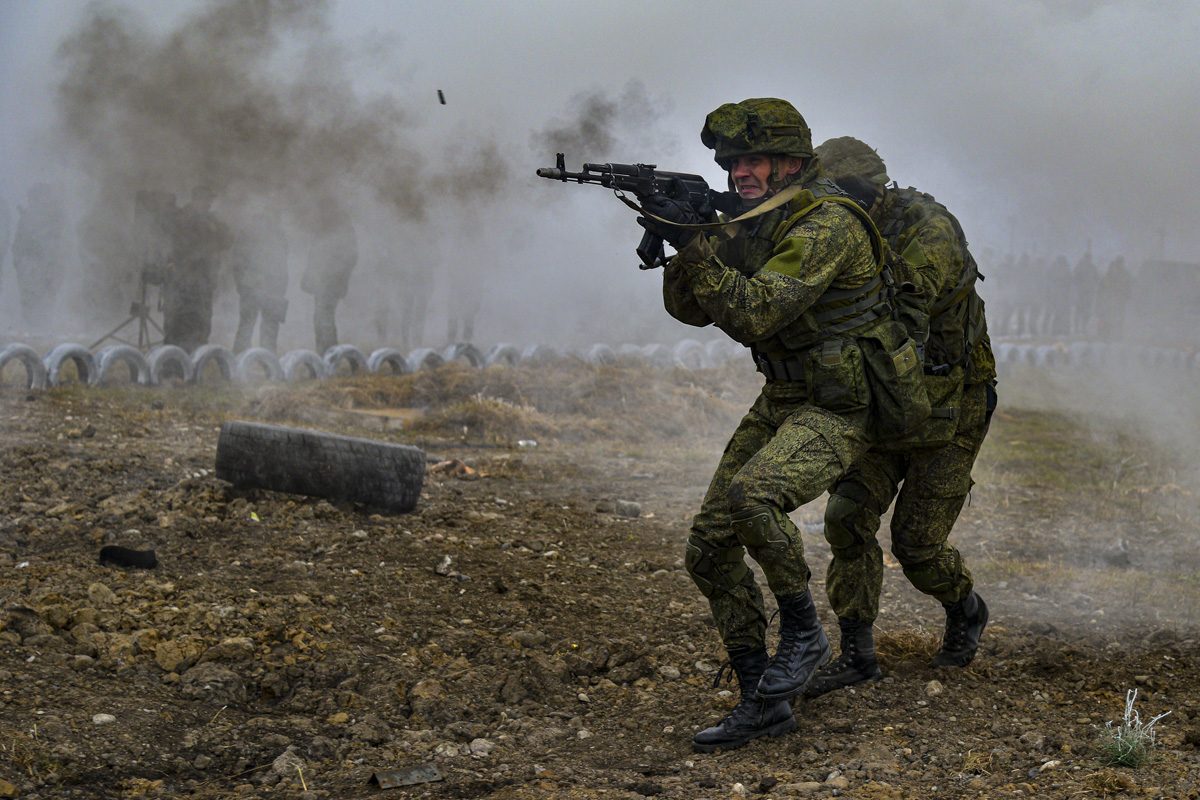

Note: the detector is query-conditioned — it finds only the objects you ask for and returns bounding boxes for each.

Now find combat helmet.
[701,98,813,170]
[814,136,889,186]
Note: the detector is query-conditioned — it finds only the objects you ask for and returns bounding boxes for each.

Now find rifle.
[536,153,739,269]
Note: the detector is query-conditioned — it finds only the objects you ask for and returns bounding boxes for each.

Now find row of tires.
[991,341,1200,370]
[0,339,745,391]
[3,338,1196,392]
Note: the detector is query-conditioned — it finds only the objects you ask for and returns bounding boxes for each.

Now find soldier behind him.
[301,197,357,355]
[641,99,928,752]
[162,185,232,352]
[12,182,68,329]
[809,136,995,697]
[231,206,288,353]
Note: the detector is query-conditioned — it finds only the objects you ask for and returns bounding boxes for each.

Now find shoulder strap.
[771,193,885,268]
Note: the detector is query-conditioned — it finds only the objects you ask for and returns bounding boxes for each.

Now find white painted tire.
[147,345,195,385]
[442,343,484,368]
[280,349,328,382]
[368,348,411,375]
[0,343,48,390]
[190,344,236,384]
[323,344,368,376]
[94,345,151,386]
[407,347,445,371]
[44,343,97,387]
[235,347,284,383]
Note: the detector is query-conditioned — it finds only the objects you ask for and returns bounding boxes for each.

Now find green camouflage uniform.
[824,186,997,623]
[666,162,889,652]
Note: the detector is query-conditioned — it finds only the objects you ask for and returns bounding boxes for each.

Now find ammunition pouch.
[859,319,931,440]
[875,365,965,452]
[803,337,871,414]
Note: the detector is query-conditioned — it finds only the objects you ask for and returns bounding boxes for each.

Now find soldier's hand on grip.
[637,189,703,249]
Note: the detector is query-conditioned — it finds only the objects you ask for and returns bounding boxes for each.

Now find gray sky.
[1,0,1197,347]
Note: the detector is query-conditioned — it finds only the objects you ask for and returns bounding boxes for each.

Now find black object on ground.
[215,421,425,513]
[98,546,158,569]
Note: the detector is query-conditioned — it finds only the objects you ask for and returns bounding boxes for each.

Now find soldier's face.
[729,155,803,200]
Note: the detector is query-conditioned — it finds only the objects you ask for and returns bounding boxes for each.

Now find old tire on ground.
[94,345,151,386]
[44,343,97,387]
[215,421,426,514]
[407,347,445,371]
[235,348,284,383]
[442,342,484,368]
[584,343,616,365]
[280,349,328,382]
[673,339,708,370]
[520,344,558,364]
[0,343,48,391]
[484,343,520,368]
[191,344,236,384]
[367,348,411,375]
[147,345,195,384]
[323,344,368,376]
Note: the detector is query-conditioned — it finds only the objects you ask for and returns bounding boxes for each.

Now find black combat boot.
[692,647,796,753]
[931,591,989,667]
[756,592,832,701]
[805,617,883,698]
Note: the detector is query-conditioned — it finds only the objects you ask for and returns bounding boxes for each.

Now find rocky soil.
[1,361,1198,799]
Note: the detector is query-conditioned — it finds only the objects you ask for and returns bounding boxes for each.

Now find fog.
[0,0,1197,363]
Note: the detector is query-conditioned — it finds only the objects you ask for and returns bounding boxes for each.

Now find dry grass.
[246,361,756,445]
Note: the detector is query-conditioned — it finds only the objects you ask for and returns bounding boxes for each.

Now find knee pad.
[823,493,874,558]
[899,550,963,596]
[730,504,792,551]
[684,535,749,599]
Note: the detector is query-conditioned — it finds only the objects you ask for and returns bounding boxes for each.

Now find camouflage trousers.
[824,381,996,622]
[686,380,872,652]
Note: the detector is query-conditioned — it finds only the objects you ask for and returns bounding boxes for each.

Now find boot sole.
[803,667,883,699]
[930,597,990,668]
[755,641,833,702]
[691,716,797,753]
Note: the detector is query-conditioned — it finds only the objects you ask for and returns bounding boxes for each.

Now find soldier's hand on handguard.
[637,190,703,250]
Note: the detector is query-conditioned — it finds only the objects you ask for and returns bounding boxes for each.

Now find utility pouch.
[803,337,871,414]
[876,365,964,451]
[860,323,931,439]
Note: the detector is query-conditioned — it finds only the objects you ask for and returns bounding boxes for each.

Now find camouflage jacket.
[662,176,882,358]
[876,187,996,385]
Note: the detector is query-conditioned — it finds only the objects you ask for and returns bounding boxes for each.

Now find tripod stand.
[90,270,163,350]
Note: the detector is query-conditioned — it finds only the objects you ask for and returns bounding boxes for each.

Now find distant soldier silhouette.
[301,197,357,355]
[1098,256,1132,341]
[12,183,68,328]
[231,206,288,352]
[162,185,231,352]
[1070,250,1099,336]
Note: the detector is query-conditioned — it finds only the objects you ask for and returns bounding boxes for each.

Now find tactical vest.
[877,188,994,384]
[730,179,889,363]
[725,180,931,436]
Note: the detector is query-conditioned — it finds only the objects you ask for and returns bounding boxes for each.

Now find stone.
[87,582,118,606]
[155,636,207,673]
[614,500,642,518]
[93,713,117,725]
[469,738,495,757]
[201,637,256,663]
[180,662,248,705]
[925,680,945,697]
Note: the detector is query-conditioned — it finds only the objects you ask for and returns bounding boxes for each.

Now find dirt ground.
[1,360,1199,799]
